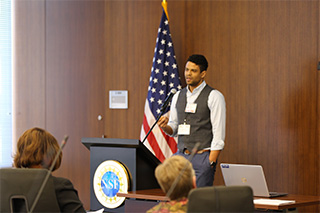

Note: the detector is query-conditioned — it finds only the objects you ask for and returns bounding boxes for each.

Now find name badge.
[185,103,197,113]
[178,124,190,135]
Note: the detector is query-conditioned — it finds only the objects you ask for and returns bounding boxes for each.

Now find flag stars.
[178,85,182,90]
[172,63,177,69]
[142,11,183,160]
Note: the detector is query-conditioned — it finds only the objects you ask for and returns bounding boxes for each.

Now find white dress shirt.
[167,81,226,150]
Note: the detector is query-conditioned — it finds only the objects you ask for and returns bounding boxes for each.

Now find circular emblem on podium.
[93,160,130,209]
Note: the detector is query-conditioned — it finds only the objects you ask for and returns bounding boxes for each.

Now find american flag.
[140,7,181,162]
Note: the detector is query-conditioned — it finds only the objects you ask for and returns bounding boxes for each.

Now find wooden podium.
[82,138,161,212]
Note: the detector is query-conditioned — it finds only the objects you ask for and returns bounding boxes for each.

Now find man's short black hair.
[187,54,208,72]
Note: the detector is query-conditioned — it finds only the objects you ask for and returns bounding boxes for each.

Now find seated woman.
[13,127,86,212]
[147,155,196,213]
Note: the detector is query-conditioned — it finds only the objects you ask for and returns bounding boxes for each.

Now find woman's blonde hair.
[155,155,194,200]
[14,127,62,171]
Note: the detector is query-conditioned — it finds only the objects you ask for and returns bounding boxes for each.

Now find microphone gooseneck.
[142,88,177,144]
[29,135,69,213]
[160,88,177,112]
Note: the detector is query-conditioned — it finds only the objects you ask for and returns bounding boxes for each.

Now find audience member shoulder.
[52,176,86,212]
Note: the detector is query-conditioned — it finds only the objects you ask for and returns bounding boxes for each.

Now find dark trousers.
[174,150,217,187]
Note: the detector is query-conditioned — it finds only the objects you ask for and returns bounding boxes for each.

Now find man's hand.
[157,116,173,135]
[209,150,221,163]
[158,116,169,128]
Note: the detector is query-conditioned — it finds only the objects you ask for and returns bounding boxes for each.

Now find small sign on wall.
[109,90,128,109]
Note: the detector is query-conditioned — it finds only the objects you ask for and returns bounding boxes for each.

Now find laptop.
[220,163,287,197]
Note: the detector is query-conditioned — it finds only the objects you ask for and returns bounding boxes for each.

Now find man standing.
[158,54,226,187]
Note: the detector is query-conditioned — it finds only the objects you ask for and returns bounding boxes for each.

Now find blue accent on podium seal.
[93,160,130,209]
[101,171,120,197]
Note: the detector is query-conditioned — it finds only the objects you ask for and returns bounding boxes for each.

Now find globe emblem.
[93,160,129,209]
[101,171,120,197]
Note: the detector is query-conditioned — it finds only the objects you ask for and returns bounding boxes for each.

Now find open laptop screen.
[220,163,287,197]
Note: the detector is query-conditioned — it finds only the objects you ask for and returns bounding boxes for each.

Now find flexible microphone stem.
[142,89,177,144]
[160,89,176,112]
[29,135,68,213]
[141,109,166,144]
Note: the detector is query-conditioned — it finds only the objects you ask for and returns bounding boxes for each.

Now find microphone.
[165,142,201,199]
[160,88,177,112]
[29,135,69,213]
[141,88,177,144]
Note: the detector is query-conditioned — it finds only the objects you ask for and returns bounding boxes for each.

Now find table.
[254,194,320,210]
[118,188,320,212]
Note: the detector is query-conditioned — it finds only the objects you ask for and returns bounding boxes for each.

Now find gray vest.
[176,85,214,152]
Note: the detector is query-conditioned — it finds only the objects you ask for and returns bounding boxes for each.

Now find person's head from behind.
[155,155,195,200]
[14,127,62,171]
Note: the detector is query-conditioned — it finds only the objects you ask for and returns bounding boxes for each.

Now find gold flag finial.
[161,0,169,22]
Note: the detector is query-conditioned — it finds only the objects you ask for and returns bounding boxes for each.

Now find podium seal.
[93,160,130,209]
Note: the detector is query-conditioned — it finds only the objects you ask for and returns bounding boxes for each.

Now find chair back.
[187,185,254,212]
[0,168,60,212]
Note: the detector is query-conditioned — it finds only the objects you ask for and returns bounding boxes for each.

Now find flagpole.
[161,0,169,22]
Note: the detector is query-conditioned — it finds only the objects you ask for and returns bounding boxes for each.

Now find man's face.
[184,61,206,89]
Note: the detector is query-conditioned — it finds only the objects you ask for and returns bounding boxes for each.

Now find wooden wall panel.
[167,1,187,84]
[13,0,46,145]
[104,1,187,140]
[45,1,105,209]
[317,0,320,208]
[104,1,164,138]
